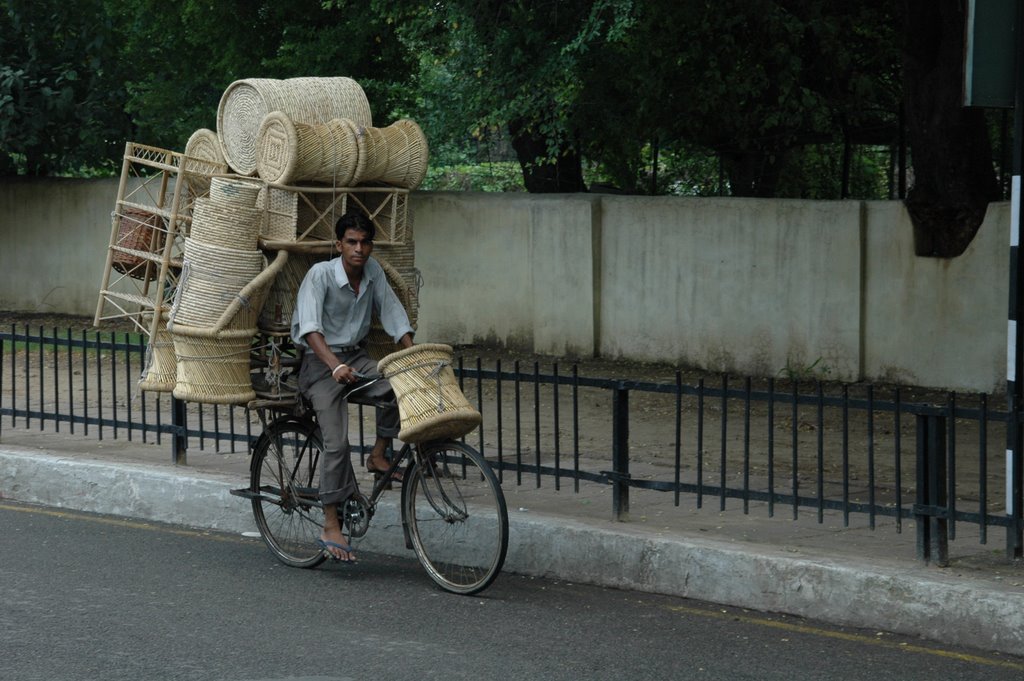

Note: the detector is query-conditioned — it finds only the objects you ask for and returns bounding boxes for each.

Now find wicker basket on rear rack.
[377,343,481,444]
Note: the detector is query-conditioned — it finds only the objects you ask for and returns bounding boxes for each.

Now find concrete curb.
[2,448,1022,656]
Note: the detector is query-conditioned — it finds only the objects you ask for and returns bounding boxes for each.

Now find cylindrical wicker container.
[170,238,266,329]
[171,325,256,405]
[183,129,229,197]
[138,314,176,392]
[217,77,373,175]
[256,186,298,241]
[351,119,429,189]
[255,112,362,186]
[208,176,263,209]
[378,343,481,444]
[189,197,261,250]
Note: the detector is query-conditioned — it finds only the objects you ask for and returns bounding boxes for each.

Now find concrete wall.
[0,179,1011,392]
[414,193,598,357]
[862,201,1007,391]
[597,196,864,379]
[0,178,119,316]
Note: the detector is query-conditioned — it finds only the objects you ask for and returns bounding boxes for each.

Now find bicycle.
[232,375,509,596]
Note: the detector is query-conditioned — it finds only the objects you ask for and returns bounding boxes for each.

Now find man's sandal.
[315,538,357,563]
[366,462,403,484]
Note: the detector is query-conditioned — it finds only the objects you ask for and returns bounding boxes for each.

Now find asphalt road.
[1,500,1022,681]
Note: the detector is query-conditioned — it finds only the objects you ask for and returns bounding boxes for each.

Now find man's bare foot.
[318,526,355,562]
[366,452,403,482]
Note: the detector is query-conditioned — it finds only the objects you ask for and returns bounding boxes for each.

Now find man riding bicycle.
[291,209,414,563]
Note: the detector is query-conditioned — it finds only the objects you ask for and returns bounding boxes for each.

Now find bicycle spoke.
[250,418,327,568]
[404,442,508,594]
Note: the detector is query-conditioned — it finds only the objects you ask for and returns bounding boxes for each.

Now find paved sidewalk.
[1,428,1023,657]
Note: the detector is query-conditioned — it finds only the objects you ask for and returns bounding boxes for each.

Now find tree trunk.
[722,150,786,198]
[508,118,586,193]
[901,0,1000,257]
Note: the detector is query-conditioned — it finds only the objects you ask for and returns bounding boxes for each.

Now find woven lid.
[209,176,263,209]
[185,128,224,164]
[255,111,299,183]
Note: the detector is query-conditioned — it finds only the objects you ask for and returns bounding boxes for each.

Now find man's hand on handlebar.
[332,363,366,385]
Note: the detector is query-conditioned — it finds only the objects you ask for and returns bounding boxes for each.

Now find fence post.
[915,414,948,566]
[611,383,630,521]
[171,396,187,465]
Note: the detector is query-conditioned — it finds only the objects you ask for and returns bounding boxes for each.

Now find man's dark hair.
[334,210,376,242]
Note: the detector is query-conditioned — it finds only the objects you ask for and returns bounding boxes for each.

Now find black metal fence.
[2,324,1023,560]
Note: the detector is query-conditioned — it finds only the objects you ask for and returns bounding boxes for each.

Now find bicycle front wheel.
[250,418,327,568]
[403,441,509,595]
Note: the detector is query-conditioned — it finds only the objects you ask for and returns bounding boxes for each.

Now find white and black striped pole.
[1008,175,1023,558]
[1007,4,1024,558]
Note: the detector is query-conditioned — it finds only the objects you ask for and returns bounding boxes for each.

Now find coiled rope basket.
[217,77,372,175]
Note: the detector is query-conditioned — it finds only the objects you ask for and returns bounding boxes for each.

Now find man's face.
[337,227,373,271]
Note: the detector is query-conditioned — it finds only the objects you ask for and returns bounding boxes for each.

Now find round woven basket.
[171,325,256,405]
[255,186,299,241]
[217,77,373,175]
[183,129,229,196]
[351,119,429,189]
[255,112,362,186]
[209,176,263,209]
[138,314,176,392]
[170,238,266,329]
[377,343,481,444]
[363,258,418,360]
[189,197,261,250]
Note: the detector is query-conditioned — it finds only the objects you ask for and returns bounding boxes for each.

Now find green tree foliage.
[374,0,901,197]
[374,0,640,192]
[0,0,132,175]
[610,0,899,197]
[116,0,417,153]
[0,0,417,175]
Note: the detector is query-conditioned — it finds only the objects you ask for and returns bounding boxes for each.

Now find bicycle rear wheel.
[403,441,508,595]
[250,418,327,568]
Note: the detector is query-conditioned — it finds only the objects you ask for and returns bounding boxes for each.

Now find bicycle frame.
[245,401,423,550]
[236,376,509,595]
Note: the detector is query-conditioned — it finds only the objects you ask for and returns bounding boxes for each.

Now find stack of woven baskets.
[163,177,283,404]
[138,75,427,405]
[213,76,424,357]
